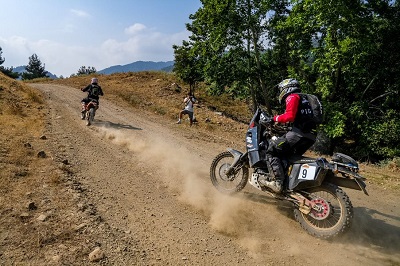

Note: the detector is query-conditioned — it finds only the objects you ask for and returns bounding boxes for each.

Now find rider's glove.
[260,111,274,126]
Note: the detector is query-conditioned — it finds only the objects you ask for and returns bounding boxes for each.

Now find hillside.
[11,65,58,79]
[1,72,399,265]
[97,61,174,75]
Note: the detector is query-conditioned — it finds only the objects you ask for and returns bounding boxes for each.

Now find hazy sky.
[0,0,202,77]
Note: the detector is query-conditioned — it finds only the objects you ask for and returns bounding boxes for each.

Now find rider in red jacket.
[273,93,300,123]
[259,79,317,193]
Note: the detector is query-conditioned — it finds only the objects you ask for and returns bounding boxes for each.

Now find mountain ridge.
[11,60,175,78]
[97,60,174,75]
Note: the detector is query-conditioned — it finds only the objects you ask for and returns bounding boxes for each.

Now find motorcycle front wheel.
[294,183,353,239]
[210,151,248,194]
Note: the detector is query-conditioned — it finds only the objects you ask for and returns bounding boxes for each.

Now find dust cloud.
[95,126,400,264]
[98,126,265,253]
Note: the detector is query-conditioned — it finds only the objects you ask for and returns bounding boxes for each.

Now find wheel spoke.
[210,152,248,194]
[303,189,342,229]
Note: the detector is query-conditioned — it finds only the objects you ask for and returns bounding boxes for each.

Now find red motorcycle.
[81,99,98,126]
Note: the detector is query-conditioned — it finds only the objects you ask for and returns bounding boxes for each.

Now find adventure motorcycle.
[81,99,98,126]
[210,107,368,239]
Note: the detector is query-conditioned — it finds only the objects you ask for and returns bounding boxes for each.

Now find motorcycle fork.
[225,150,247,176]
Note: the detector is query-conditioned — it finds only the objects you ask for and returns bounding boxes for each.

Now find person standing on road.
[177,92,196,126]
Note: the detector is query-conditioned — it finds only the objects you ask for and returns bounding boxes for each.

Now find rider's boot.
[259,155,285,193]
[81,103,86,120]
[261,179,283,193]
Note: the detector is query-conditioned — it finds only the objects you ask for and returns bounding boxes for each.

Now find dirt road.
[31,83,400,265]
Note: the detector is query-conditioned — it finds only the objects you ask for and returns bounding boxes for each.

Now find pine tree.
[0,47,5,66]
[22,54,48,80]
[0,46,20,79]
[77,66,97,75]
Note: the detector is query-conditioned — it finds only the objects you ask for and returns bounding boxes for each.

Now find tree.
[0,46,20,79]
[0,47,4,66]
[21,54,48,80]
[280,0,400,159]
[182,0,290,112]
[182,0,400,160]
[77,66,97,75]
[173,41,204,95]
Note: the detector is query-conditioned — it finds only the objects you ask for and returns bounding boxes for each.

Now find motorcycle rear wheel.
[210,151,248,194]
[86,108,95,126]
[294,183,353,239]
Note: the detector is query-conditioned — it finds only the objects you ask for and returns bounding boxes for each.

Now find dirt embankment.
[1,82,399,265]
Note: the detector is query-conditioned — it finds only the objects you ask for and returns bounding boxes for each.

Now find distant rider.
[259,78,317,193]
[81,78,104,119]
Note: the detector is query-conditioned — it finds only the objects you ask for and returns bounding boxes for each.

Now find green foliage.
[359,110,400,158]
[0,47,19,79]
[172,41,204,93]
[179,0,400,161]
[181,0,291,112]
[0,47,4,66]
[0,66,20,79]
[77,66,97,75]
[322,109,346,139]
[22,54,47,80]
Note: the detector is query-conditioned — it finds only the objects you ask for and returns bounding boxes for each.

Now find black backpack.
[90,84,101,97]
[298,93,324,124]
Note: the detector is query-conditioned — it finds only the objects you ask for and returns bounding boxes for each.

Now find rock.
[20,212,30,219]
[89,247,105,262]
[24,142,32,148]
[37,214,48,222]
[40,135,47,140]
[37,151,46,158]
[27,201,37,210]
[74,223,87,231]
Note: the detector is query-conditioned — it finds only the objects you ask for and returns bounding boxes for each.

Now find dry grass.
[0,72,77,262]
[0,73,44,168]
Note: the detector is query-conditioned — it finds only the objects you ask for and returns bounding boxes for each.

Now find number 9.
[302,169,307,178]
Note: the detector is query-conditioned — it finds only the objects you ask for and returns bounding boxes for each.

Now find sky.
[0,0,202,77]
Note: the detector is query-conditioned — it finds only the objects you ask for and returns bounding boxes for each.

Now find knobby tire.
[210,151,248,194]
[294,183,353,239]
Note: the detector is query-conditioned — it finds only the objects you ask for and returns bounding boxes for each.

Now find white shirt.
[184,96,195,112]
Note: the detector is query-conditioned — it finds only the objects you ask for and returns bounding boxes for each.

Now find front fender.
[227,148,243,158]
[227,148,248,168]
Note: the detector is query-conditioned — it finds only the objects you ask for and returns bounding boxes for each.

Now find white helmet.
[91,78,98,84]
[278,78,300,104]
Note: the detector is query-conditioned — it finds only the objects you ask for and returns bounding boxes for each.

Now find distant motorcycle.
[210,107,368,239]
[81,98,98,126]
